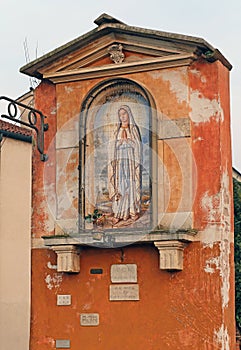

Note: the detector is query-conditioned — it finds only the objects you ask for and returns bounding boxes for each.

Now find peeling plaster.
[64,86,73,93]
[189,68,200,76]
[204,259,218,274]
[36,336,55,347]
[193,136,204,143]
[189,68,207,83]
[201,191,221,223]
[32,188,55,233]
[204,240,230,309]
[45,273,63,290]
[214,324,230,350]
[159,69,188,103]
[196,225,224,247]
[198,170,232,245]
[47,262,57,270]
[50,107,57,115]
[220,240,230,309]
[201,170,231,309]
[82,303,92,310]
[220,171,230,232]
[40,197,55,233]
[190,90,224,124]
[147,68,188,103]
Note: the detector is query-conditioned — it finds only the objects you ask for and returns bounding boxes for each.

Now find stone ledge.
[42,230,196,273]
[42,229,197,248]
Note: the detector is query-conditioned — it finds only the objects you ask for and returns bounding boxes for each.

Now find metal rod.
[0,96,48,161]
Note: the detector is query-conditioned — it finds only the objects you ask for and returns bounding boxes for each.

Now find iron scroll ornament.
[0,96,48,161]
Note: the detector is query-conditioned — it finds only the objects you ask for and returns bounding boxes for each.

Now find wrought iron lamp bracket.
[0,96,48,161]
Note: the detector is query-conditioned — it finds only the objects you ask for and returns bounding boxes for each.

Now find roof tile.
[0,119,32,137]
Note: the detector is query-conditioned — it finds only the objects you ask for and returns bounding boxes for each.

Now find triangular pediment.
[40,33,190,75]
[20,13,232,83]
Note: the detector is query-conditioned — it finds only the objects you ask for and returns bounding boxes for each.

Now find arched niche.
[79,78,158,234]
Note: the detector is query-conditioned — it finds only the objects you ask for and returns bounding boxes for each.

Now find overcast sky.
[1,0,240,170]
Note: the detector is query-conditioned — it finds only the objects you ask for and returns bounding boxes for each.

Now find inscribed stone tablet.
[109,284,139,301]
[110,264,137,283]
[80,313,99,326]
[55,339,70,349]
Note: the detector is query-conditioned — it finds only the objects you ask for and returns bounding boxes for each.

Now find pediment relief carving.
[38,33,193,80]
[107,43,125,64]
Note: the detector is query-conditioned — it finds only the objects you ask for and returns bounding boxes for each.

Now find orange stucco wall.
[30,55,235,349]
[31,243,235,349]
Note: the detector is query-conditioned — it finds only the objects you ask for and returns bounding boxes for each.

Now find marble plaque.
[109,284,139,301]
[55,339,70,349]
[80,313,99,326]
[110,264,137,283]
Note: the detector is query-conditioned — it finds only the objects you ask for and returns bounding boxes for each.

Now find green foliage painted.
[234,178,241,331]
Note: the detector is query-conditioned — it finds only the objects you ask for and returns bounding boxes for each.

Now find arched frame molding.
[79,78,158,233]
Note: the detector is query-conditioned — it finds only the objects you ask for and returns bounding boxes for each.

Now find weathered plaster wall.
[0,137,32,350]
[31,243,232,350]
[32,82,57,238]
[31,57,235,349]
[189,60,235,349]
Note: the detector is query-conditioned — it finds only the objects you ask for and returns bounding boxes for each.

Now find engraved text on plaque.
[111,264,137,283]
[109,284,139,301]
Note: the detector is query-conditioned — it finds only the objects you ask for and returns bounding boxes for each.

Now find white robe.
[109,124,142,220]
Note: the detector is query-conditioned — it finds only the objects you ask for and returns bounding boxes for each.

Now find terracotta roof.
[0,119,32,137]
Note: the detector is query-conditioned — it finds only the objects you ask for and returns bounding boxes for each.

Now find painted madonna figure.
[109,105,142,225]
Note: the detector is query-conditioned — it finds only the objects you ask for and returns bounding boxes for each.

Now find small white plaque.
[111,264,137,283]
[80,313,99,326]
[57,295,71,306]
[109,284,139,301]
[55,339,70,348]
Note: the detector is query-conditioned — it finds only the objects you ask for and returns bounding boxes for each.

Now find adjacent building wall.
[0,126,32,350]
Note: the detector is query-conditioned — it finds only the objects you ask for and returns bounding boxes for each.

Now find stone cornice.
[43,53,195,84]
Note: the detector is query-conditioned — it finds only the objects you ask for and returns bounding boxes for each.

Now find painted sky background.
[1,0,240,170]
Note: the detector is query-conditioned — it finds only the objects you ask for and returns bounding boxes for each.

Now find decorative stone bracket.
[154,240,186,271]
[43,231,195,274]
[52,245,80,273]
